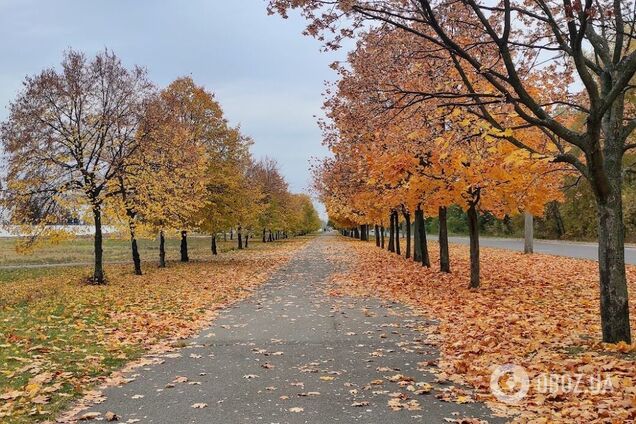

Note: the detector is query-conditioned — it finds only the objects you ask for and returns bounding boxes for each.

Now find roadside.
[0,237,310,423]
[332,235,636,422]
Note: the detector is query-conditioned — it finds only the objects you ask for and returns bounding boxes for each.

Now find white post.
[524,212,534,254]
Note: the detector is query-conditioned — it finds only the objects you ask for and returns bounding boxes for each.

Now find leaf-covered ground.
[0,237,309,423]
[328,237,636,423]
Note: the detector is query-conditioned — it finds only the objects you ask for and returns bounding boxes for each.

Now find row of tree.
[270,0,636,343]
[0,50,321,283]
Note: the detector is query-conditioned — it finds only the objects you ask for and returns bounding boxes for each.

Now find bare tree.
[0,49,154,284]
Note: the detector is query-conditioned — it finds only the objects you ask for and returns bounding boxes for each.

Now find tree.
[0,49,154,284]
[269,0,636,343]
[106,89,208,272]
[155,77,226,262]
[252,158,291,242]
[315,27,563,287]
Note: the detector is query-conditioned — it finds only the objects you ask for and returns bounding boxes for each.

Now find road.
[69,235,502,423]
[445,235,636,265]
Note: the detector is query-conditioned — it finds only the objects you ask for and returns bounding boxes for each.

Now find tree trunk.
[180,230,189,262]
[388,213,395,252]
[92,206,105,284]
[551,201,565,238]
[238,226,243,249]
[159,230,166,268]
[125,211,142,276]
[414,212,422,262]
[524,212,534,254]
[596,194,632,343]
[262,228,266,243]
[128,221,142,275]
[230,228,233,240]
[416,208,431,267]
[375,224,380,247]
[244,233,249,248]
[403,210,411,258]
[360,225,365,241]
[439,206,450,273]
[211,235,218,255]
[380,226,385,249]
[130,236,142,275]
[224,230,227,242]
[467,203,480,288]
[394,211,401,256]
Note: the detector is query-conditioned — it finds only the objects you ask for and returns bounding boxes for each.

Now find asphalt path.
[71,234,503,423]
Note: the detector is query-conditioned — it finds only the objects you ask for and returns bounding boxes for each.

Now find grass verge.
[0,236,311,423]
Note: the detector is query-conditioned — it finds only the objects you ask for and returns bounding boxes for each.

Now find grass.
[0,234,254,266]
[0,234,265,283]
[0,235,311,423]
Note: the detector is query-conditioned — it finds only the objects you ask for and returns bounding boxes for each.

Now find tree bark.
[375,224,380,247]
[416,208,431,267]
[92,206,105,284]
[180,230,189,262]
[414,212,422,262]
[439,206,451,273]
[159,230,166,268]
[129,220,142,275]
[394,211,401,255]
[388,213,395,252]
[596,192,632,343]
[230,228,233,240]
[244,233,249,248]
[548,201,565,238]
[360,225,366,241]
[211,235,218,255]
[524,212,534,254]
[403,210,411,258]
[380,226,385,248]
[238,226,243,249]
[467,203,480,288]
[262,228,266,243]
[130,236,142,275]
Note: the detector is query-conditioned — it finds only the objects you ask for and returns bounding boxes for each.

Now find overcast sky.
[0,0,343,219]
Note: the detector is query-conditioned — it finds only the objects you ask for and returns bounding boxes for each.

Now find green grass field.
[0,234,263,283]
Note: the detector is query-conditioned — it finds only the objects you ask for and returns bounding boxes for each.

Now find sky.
[0,0,345,219]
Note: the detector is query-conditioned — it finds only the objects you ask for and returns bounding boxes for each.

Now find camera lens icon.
[490,364,530,404]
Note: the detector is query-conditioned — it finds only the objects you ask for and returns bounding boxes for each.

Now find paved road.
[72,235,502,423]
[445,236,636,264]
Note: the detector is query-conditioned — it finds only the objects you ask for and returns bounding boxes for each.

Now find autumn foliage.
[0,50,322,281]
[270,0,636,344]
[328,237,636,422]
